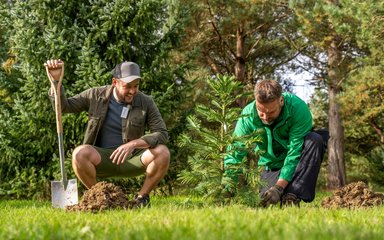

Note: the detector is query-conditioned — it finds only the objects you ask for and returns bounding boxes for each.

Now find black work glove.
[260,185,284,208]
[222,189,235,199]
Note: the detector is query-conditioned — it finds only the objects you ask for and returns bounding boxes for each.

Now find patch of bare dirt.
[66,181,135,212]
[321,181,384,208]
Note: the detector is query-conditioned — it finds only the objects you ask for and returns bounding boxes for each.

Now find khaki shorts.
[93,146,146,178]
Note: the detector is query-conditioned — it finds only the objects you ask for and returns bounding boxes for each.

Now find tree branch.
[369,120,384,143]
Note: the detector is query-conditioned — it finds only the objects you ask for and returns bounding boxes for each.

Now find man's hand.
[44,59,64,81]
[221,188,235,199]
[110,139,149,165]
[110,142,136,165]
[260,185,284,208]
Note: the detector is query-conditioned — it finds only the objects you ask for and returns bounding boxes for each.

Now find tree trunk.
[235,25,247,108]
[235,26,246,84]
[326,36,346,189]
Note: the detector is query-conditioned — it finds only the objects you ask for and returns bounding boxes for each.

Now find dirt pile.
[321,181,384,208]
[66,181,134,212]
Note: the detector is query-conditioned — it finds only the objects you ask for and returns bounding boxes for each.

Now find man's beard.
[262,120,274,125]
[114,89,132,104]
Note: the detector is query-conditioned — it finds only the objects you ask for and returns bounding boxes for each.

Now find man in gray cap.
[45,59,170,208]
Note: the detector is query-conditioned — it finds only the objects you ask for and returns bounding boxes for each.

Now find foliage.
[0,167,50,200]
[335,1,384,184]
[339,0,384,150]
[308,88,329,129]
[347,146,384,188]
[340,66,384,151]
[367,146,384,186]
[0,0,188,198]
[172,0,300,86]
[289,0,364,95]
[178,75,262,206]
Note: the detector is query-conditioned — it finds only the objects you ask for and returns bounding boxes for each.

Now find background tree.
[339,0,384,147]
[338,0,384,188]
[173,0,301,106]
[290,0,364,189]
[0,0,189,198]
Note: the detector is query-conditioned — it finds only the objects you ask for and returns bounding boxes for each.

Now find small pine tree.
[178,75,263,206]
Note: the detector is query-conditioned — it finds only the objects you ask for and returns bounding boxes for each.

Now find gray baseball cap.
[112,61,141,83]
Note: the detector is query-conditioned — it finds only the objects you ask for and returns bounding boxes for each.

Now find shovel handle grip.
[45,62,64,134]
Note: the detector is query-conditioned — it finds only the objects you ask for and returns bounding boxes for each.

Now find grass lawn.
[0,192,383,240]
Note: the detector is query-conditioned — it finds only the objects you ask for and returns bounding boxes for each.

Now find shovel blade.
[51,179,78,209]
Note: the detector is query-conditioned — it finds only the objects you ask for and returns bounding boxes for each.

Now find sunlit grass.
[1,194,383,240]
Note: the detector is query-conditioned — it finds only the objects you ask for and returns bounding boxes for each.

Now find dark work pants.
[259,129,329,202]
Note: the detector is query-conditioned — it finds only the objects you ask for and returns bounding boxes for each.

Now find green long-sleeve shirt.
[224,93,312,182]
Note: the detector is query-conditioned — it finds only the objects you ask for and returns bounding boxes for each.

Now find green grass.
[1,193,383,240]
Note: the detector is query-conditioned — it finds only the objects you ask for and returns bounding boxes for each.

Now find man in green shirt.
[45,59,170,208]
[224,79,328,207]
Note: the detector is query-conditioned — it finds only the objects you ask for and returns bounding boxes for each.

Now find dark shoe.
[131,193,150,208]
[281,193,300,207]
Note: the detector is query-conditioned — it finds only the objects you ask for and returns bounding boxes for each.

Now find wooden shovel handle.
[45,62,64,134]
[45,61,68,185]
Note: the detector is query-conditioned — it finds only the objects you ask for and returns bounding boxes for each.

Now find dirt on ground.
[321,181,384,208]
[66,181,135,212]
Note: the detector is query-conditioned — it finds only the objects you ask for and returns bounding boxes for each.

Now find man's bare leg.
[71,144,102,189]
[138,144,170,196]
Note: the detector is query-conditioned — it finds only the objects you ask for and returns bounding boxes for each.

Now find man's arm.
[279,98,313,183]
[45,59,91,113]
[111,96,168,165]
[140,97,169,147]
[223,113,254,185]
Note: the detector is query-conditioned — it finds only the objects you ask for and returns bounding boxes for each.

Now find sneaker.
[130,193,150,208]
[281,193,300,207]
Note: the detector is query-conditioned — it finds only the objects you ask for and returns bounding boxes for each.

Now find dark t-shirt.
[95,95,129,149]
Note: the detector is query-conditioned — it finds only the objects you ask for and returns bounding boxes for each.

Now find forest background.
[0,0,383,201]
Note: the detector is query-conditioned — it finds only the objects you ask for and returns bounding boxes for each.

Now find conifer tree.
[178,75,262,206]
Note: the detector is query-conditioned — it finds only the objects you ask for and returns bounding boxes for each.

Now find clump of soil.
[321,181,384,208]
[66,181,134,212]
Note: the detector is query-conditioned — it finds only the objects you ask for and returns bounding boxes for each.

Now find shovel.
[45,61,78,208]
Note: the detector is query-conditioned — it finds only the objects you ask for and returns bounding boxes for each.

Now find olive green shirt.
[49,85,168,147]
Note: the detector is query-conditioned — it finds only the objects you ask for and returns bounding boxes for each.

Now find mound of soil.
[66,181,134,212]
[321,181,384,208]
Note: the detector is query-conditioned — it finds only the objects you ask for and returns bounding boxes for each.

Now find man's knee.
[154,145,170,166]
[305,132,326,150]
[143,144,170,168]
[148,144,169,159]
[72,144,99,166]
[300,131,328,167]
